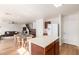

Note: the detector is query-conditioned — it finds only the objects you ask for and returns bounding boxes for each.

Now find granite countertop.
[30,36,59,48]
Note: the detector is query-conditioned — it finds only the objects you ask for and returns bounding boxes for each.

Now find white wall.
[36,19,44,37]
[62,12,79,46]
[0,21,23,35]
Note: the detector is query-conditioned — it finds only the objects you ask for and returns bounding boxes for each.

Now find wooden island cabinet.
[31,37,59,55]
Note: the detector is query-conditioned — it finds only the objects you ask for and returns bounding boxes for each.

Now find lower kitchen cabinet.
[31,39,59,55]
[54,39,59,55]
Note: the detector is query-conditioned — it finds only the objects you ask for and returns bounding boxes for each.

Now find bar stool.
[16,36,22,48]
[15,35,31,55]
[21,38,26,48]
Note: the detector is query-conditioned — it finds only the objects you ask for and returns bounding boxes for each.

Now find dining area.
[0,32,33,55]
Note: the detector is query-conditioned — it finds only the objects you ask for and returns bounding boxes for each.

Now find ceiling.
[0,4,79,24]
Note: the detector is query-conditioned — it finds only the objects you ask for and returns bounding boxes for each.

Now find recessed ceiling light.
[53,4,63,7]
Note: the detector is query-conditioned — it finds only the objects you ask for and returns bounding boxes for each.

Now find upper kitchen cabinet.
[45,21,51,29]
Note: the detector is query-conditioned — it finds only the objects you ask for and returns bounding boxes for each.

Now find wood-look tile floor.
[0,39,17,55]
[60,43,79,55]
[0,39,79,55]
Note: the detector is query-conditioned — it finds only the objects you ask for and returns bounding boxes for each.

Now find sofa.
[0,31,19,40]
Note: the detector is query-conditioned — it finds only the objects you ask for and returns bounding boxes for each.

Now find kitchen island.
[30,36,59,55]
